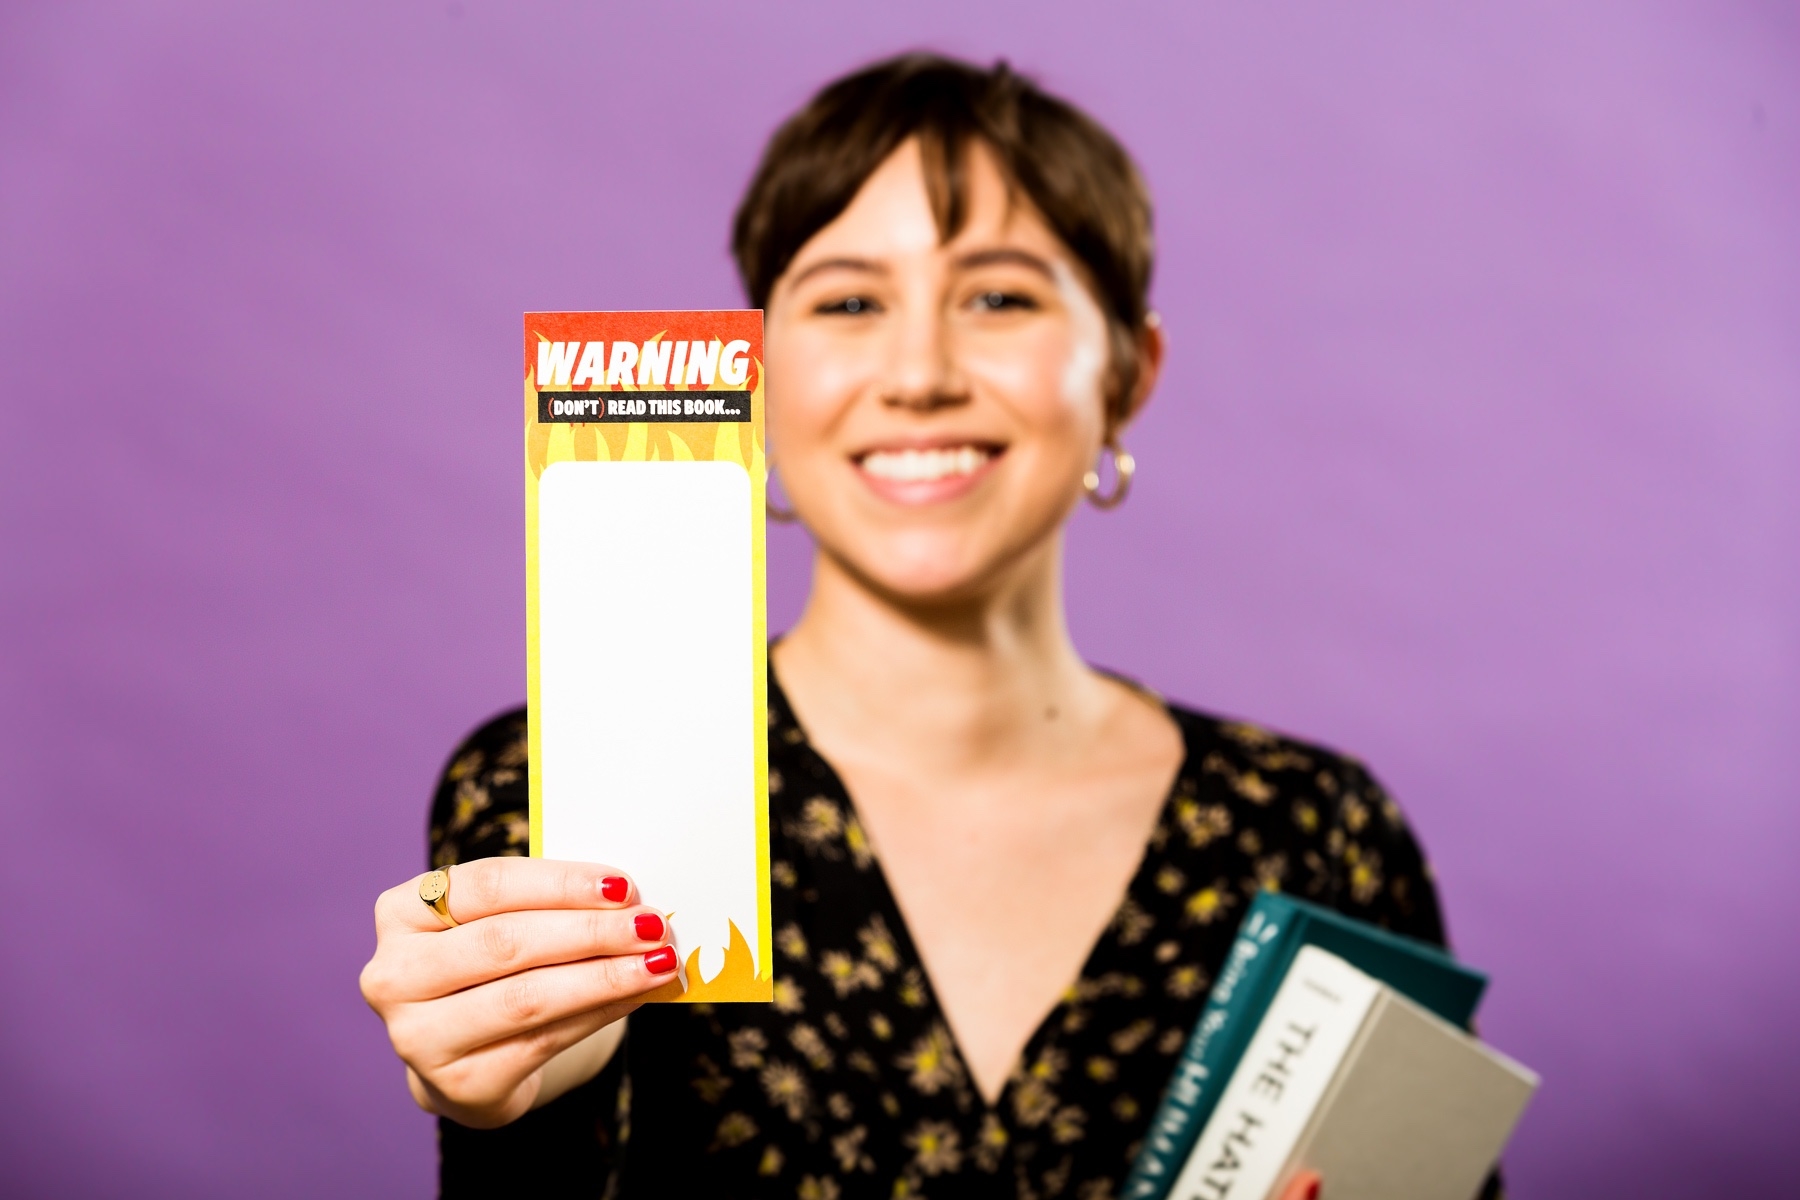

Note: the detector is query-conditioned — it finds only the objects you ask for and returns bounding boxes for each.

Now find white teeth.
[860,445,992,483]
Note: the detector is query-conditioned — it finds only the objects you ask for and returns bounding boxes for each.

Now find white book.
[1169,945,1538,1200]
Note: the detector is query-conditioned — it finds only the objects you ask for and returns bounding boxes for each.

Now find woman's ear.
[1115,313,1165,434]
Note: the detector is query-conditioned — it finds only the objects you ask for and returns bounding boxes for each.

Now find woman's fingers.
[376,858,637,935]
[361,858,667,1127]
[1276,1169,1322,1200]
[390,946,680,1064]
[384,906,670,1000]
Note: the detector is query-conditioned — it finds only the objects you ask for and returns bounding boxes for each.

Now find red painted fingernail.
[634,912,665,941]
[601,876,629,903]
[644,945,678,974]
[1303,1179,1321,1200]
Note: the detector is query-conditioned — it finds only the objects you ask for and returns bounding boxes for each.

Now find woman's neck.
[771,536,1111,780]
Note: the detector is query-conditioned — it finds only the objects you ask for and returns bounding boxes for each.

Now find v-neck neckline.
[766,663,1202,1117]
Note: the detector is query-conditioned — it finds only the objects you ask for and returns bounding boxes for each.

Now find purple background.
[2,2,1794,1196]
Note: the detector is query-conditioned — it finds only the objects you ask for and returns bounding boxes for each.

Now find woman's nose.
[879,303,970,412]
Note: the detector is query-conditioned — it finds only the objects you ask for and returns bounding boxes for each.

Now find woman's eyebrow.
[788,256,887,288]
[953,248,1056,279]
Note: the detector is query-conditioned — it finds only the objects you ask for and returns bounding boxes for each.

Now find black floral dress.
[428,670,1474,1199]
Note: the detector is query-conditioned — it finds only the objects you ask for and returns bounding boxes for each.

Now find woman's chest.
[839,755,1179,1099]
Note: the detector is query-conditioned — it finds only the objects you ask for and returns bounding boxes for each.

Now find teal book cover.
[1121,892,1488,1200]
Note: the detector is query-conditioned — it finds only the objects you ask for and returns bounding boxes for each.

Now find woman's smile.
[853,440,1007,505]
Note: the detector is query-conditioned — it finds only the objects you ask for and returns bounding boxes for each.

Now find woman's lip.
[852,447,1004,506]
[849,437,1007,457]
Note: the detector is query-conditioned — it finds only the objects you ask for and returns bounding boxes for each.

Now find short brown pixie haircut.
[732,53,1155,429]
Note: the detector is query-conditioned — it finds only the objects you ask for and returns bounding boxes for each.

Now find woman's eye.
[817,296,877,315]
[971,290,1037,312]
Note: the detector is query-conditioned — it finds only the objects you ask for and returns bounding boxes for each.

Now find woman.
[361,55,1458,1199]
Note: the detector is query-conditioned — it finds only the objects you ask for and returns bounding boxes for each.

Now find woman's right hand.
[359,857,678,1129]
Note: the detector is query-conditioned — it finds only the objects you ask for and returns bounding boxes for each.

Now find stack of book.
[1124,893,1537,1200]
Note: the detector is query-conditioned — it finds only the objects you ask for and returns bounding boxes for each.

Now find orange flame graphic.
[641,919,769,1003]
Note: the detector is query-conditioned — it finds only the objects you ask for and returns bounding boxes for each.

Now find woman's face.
[765,138,1148,607]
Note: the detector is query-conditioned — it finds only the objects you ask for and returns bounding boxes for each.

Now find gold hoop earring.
[1083,441,1135,510]
[766,468,798,524]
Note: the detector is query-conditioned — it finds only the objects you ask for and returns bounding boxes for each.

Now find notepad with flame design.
[525,310,771,1002]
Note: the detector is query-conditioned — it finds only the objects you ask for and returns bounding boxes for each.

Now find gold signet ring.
[419,868,458,928]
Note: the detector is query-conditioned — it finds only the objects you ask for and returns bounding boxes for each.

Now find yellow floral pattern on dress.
[427,672,1495,1199]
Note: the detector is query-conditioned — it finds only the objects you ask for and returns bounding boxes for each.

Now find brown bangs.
[731,53,1155,421]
